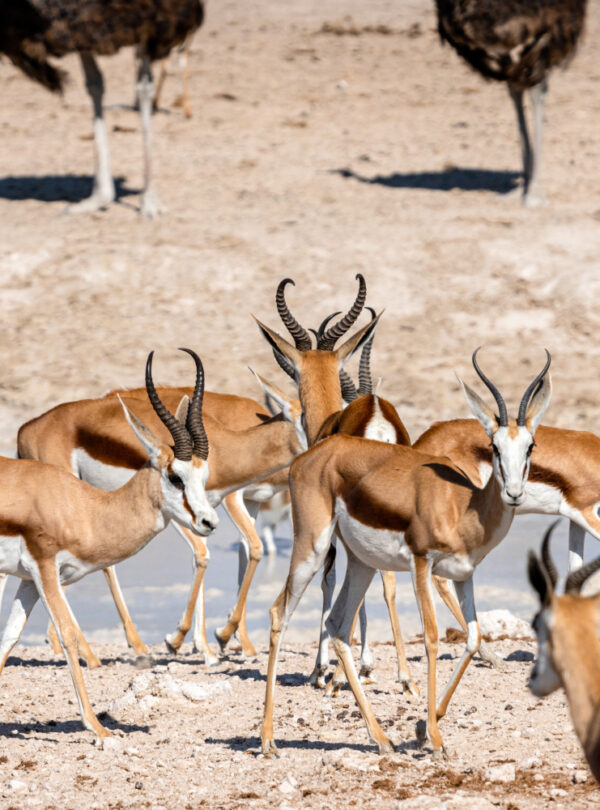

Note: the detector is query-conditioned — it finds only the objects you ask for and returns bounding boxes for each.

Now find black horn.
[275,278,312,351]
[565,555,600,595]
[472,347,508,427]
[339,369,358,402]
[357,307,377,396]
[313,312,341,349]
[319,274,367,350]
[146,351,193,461]
[517,350,551,426]
[272,348,296,381]
[178,348,209,460]
[540,520,560,588]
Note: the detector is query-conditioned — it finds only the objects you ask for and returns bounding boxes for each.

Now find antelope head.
[528,521,600,697]
[119,348,218,537]
[253,275,381,444]
[458,348,552,506]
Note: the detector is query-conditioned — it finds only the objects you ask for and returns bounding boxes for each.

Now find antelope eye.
[168,473,185,490]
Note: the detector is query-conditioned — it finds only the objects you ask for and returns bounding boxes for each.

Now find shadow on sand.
[0,174,136,203]
[332,166,520,194]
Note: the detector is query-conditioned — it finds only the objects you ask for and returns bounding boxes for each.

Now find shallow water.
[0,509,585,652]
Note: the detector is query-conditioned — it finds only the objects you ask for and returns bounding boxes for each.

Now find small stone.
[138,695,160,713]
[278,776,297,795]
[7,780,27,792]
[534,773,545,782]
[550,788,568,798]
[125,747,142,758]
[573,770,589,784]
[101,737,123,753]
[518,756,542,770]
[484,762,515,783]
[134,781,143,790]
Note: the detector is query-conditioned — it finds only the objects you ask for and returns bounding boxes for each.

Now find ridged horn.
[565,555,600,594]
[540,520,560,588]
[272,348,296,380]
[472,347,508,427]
[276,278,312,351]
[146,351,193,461]
[340,369,358,402]
[319,274,367,350]
[178,348,209,460]
[357,307,376,396]
[314,312,341,349]
[517,350,551,426]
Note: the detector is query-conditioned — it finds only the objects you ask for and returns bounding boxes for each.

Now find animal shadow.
[332,166,520,194]
[0,174,136,204]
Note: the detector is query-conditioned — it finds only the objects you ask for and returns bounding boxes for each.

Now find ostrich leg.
[136,54,165,218]
[66,53,115,214]
[525,79,548,207]
[508,85,533,205]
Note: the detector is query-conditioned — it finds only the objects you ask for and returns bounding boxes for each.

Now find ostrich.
[0,0,204,217]
[435,0,587,205]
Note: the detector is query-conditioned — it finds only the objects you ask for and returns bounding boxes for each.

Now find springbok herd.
[0,276,598,783]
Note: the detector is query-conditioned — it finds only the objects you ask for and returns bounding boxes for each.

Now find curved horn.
[276,278,312,351]
[540,520,560,588]
[472,347,508,427]
[178,348,209,460]
[314,312,342,349]
[319,274,367,350]
[357,307,377,396]
[517,349,551,426]
[146,351,193,460]
[565,554,600,594]
[340,369,358,402]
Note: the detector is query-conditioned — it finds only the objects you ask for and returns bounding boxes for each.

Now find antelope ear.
[253,316,303,374]
[335,312,383,368]
[526,374,552,434]
[174,395,190,426]
[249,368,299,424]
[528,551,552,606]
[117,394,165,465]
[457,375,498,437]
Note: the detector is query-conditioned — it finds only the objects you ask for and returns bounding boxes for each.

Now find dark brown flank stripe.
[77,428,147,470]
[0,518,25,536]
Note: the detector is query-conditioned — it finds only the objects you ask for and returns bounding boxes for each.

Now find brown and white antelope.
[259,344,551,757]
[0,349,217,742]
[17,365,305,667]
[258,278,500,695]
[528,522,600,783]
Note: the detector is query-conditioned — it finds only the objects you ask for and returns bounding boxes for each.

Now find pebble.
[518,756,542,770]
[7,779,27,792]
[278,775,298,795]
[102,737,123,753]
[572,770,589,784]
[484,762,516,783]
[550,788,568,798]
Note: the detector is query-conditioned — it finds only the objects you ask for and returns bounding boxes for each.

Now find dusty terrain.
[0,638,598,809]
[1,0,600,806]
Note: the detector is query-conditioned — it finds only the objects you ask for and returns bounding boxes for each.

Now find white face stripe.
[491,426,535,506]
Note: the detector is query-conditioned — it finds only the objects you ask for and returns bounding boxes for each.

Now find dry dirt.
[0,639,598,809]
[1,0,600,806]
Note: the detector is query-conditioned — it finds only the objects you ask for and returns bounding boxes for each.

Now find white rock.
[278,776,297,795]
[111,690,137,713]
[477,610,534,640]
[180,682,210,702]
[138,695,160,713]
[125,747,142,758]
[131,673,155,696]
[7,780,27,792]
[101,736,123,753]
[484,762,516,783]
[518,756,542,770]
[573,770,589,784]
[550,788,568,798]
[156,674,182,698]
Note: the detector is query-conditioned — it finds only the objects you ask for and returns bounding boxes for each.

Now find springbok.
[17,367,304,667]
[259,345,551,757]
[0,349,217,742]
[528,521,600,783]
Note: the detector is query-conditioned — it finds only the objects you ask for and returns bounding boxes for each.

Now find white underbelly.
[71,448,135,490]
[56,550,100,585]
[336,500,412,572]
[0,536,30,577]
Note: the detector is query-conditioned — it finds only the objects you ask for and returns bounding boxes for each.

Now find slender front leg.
[262,520,336,756]
[524,79,548,207]
[0,580,39,675]
[380,570,419,695]
[65,52,115,214]
[216,492,263,655]
[103,566,149,655]
[327,548,392,754]
[508,84,533,204]
[137,54,164,218]
[433,576,502,669]
[412,555,444,758]
[165,524,217,664]
[568,521,585,572]
[436,576,481,722]
[33,561,110,742]
[310,541,336,688]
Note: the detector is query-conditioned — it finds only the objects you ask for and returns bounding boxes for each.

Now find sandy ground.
[0,1,600,455]
[1,0,600,806]
[0,639,598,809]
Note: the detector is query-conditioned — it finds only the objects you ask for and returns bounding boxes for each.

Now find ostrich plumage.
[435,0,587,205]
[0,0,204,216]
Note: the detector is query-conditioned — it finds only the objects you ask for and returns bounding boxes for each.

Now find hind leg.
[310,541,336,688]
